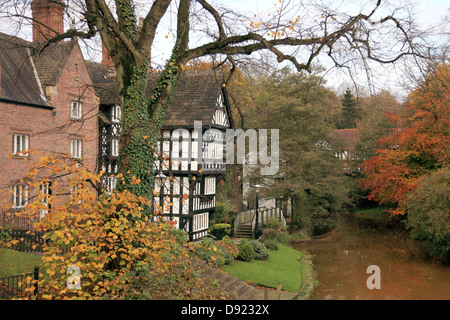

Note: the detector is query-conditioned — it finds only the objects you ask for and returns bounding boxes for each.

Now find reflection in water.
[292,217,450,300]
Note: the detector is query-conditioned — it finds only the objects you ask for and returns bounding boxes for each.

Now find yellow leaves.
[2,152,229,300]
[130,176,141,185]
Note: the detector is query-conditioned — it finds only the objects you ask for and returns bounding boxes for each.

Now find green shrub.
[191,237,226,267]
[264,239,279,251]
[209,224,232,240]
[262,228,278,240]
[265,217,285,231]
[276,232,291,245]
[406,167,450,263]
[249,240,270,260]
[216,236,239,264]
[220,248,234,265]
[237,239,254,261]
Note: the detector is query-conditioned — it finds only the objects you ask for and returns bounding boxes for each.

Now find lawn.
[221,244,305,292]
[0,249,42,277]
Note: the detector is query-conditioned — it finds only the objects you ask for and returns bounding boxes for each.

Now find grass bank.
[221,244,306,292]
[0,249,42,277]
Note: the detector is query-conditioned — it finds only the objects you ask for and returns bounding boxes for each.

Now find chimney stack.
[101,43,115,68]
[31,0,65,43]
[102,17,152,70]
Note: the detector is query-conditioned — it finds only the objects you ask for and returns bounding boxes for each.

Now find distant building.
[329,128,361,172]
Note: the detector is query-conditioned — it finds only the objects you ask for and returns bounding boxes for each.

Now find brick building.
[0,0,99,228]
[0,0,234,239]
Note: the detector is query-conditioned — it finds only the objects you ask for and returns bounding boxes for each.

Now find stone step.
[234,223,253,238]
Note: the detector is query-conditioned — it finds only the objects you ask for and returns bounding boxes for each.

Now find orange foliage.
[2,154,228,300]
[361,64,450,215]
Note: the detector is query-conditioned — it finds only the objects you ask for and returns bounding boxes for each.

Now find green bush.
[265,217,285,231]
[209,224,232,240]
[191,237,226,267]
[264,239,279,251]
[216,236,239,264]
[406,167,450,263]
[249,240,270,260]
[237,239,254,261]
[276,232,291,245]
[262,228,278,240]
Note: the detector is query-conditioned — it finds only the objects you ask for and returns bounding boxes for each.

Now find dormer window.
[70,100,82,119]
[112,104,121,123]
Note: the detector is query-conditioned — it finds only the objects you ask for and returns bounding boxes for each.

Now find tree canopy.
[361,63,450,215]
[0,0,431,202]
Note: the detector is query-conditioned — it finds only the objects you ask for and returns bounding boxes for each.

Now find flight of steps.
[233,222,253,238]
[202,267,299,300]
[202,266,258,300]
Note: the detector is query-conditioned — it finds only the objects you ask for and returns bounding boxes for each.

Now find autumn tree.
[246,67,353,235]
[0,153,228,299]
[361,63,450,215]
[0,0,429,204]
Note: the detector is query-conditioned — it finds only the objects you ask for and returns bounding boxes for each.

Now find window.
[106,176,117,194]
[13,133,29,156]
[70,101,82,119]
[71,139,82,159]
[204,177,216,195]
[71,185,82,205]
[112,104,121,123]
[111,139,119,157]
[39,182,51,218]
[12,185,28,208]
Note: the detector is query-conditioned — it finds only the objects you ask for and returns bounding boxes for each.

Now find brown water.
[292,217,450,300]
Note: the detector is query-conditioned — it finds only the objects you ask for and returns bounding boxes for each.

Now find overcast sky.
[0,0,448,97]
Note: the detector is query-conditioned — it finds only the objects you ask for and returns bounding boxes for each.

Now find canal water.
[291,216,450,300]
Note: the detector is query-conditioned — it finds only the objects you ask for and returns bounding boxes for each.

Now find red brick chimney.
[101,43,115,68]
[102,17,152,70]
[31,0,65,43]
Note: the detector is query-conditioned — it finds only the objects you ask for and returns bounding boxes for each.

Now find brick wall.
[0,41,99,228]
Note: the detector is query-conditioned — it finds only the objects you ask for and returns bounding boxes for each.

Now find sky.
[0,0,448,97]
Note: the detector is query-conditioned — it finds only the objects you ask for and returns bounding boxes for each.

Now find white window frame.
[12,185,28,209]
[112,104,121,123]
[111,139,119,157]
[39,182,51,218]
[71,139,82,159]
[13,133,29,156]
[106,176,117,194]
[70,100,82,119]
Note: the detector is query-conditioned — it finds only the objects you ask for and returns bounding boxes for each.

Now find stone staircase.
[202,266,299,300]
[233,222,253,238]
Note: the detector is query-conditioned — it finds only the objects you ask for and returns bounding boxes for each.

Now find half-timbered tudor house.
[87,59,235,241]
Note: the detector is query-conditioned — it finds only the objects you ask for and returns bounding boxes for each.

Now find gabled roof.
[86,63,233,128]
[0,32,49,107]
[0,31,79,108]
[33,40,76,87]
